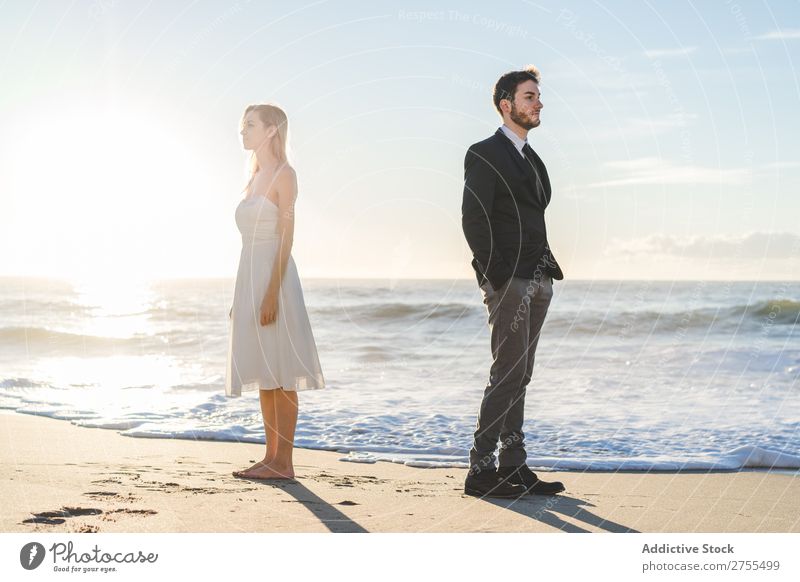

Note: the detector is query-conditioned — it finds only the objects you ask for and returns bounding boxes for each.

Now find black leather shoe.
[497,465,565,495]
[464,469,528,498]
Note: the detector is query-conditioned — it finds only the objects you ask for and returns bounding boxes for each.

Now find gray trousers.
[469,274,553,474]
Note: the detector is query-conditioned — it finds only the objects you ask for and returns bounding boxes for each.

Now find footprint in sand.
[23,507,103,525]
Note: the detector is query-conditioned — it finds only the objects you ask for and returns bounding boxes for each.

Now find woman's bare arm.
[264,166,297,306]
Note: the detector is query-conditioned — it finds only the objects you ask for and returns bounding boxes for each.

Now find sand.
[1,411,797,533]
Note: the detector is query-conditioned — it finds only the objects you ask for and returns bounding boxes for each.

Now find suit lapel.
[494,129,550,207]
[494,129,530,177]
[525,145,551,206]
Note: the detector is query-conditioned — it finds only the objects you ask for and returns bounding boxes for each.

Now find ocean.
[1,276,798,472]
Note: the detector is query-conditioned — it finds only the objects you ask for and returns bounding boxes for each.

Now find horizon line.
[1,275,799,283]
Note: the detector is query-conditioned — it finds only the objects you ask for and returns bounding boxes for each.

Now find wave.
[2,398,797,472]
[310,298,800,331]
[548,299,800,335]
[0,326,117,344]
[312,302,476,321]
[0,301,794,356]
[747,299,800,324]
[0,377,46,389]
[108,423,800,471]
[0,298,219,321]
[336,445,800,471]
[75,418,800,472]
[0,326,153,348]
[0,325,217,349]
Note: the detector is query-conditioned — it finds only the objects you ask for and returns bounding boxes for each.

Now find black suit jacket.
[461,128,564,291]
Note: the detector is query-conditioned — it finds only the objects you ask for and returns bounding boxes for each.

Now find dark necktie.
[522,143,545,206]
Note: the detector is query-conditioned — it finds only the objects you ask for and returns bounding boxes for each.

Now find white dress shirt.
[499,124,528,158]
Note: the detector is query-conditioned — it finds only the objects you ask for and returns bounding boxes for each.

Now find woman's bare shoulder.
[277,163,297,179]
[276,164,297,189]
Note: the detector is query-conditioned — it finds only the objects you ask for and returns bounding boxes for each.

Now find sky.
[0,0,798,282]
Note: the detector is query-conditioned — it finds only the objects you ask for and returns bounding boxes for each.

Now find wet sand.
[2,412,798,533]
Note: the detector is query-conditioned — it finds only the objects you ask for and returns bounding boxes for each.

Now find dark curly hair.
[492,65,541,114]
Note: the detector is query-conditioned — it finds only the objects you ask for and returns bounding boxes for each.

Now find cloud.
[586,157,749,188]
[753,29,800,40]
[606,232,800,260]
[643,46,698,58]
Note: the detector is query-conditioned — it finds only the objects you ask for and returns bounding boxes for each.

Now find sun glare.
[8,100,198,283]
[71,277,158,339]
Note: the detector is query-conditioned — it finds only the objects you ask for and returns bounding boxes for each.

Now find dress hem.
[225,375,325,397]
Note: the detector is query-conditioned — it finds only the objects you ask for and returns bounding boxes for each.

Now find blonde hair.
[240,103,289,194]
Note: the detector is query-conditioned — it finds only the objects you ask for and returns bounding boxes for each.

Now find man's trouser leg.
[497,275,553,468]
[469,275,553,474]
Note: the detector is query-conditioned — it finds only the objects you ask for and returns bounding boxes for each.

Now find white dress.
[225,194,325,396]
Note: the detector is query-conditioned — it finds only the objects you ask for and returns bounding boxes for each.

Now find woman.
[226,103,325,480]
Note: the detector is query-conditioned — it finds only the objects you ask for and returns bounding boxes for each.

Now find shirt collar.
[499,124,528,157]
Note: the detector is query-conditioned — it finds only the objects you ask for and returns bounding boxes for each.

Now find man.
[461,65,566,498]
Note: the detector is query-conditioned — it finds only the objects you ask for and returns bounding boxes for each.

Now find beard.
[510,103,540,129]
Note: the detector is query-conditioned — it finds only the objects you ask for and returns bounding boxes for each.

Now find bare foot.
[237,463,295,480]
[233,458,273,478]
